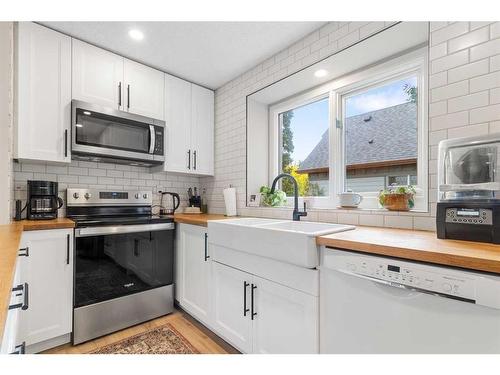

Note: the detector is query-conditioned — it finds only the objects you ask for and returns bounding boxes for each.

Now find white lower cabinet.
[211,261,319,354]
[0,266,23,354]
[175,224,212,326]
[18,229,73,352]
[211,262,252,353]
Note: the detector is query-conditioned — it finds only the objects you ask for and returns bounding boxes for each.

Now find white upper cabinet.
[191,84,215,175]
[72,41,164,120]
[123,59,164,120]
[72,39,124,110]
[15,22,72,164]
[163,75,214,176]
[164,74,192,173]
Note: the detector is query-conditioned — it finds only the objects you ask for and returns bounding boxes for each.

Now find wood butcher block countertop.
[317,226,500,274]
[0,218,75,340]
[173,213,228,227]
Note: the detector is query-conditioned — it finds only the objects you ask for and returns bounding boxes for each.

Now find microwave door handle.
[149,125,155,154]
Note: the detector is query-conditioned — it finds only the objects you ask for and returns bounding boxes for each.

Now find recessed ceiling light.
[314,69,328,78]
[128,29,144,41]
[83,111,91,116]
[75,124,83,128]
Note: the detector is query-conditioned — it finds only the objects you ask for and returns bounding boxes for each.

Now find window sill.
[247,205,430,215]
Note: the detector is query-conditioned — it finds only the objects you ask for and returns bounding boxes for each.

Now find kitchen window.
[269,48,428,210]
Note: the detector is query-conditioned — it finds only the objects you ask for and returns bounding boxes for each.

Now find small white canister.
[338,191,363,208]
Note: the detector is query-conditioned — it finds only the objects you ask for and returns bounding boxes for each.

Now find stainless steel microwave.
[71,100,165,166]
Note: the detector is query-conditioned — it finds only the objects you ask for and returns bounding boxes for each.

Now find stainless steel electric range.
[66,188,174,345]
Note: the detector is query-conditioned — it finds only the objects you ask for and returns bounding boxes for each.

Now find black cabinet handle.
[66,234,70,265]
[127,84,130,109]
[204,233,210,261]
[64,129,68,157]
[243,281,250,317]
[193,150,197,170]
[187,150,191,170]
[18,247,29,257]
[11,342,26,355]
[251,284,257,320]
[118,82,122,107]
[22,282,29,311]
[9,283,28,311]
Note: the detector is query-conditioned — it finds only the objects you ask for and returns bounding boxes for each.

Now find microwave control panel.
[445,208,492,225]
[154,128,164,155]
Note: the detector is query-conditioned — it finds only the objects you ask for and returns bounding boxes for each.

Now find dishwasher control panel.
[339,253,477,301]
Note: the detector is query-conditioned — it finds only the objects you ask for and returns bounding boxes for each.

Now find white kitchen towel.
[223,187,237,217]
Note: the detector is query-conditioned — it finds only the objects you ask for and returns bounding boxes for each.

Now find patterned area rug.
[89,323,199,354]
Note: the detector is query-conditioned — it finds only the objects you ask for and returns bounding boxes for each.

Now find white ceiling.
[41,22,326,89]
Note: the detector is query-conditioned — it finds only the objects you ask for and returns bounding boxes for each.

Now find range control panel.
[445,207,493,225]
[341,255,476,301]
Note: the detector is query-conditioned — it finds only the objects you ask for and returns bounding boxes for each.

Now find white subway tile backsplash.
[431,22,469,46]
[491,22,500,39]
[431,81,469,102]
[430,111,469,131]
[384,215,413,229]
[447,59,489,83]
[470,103,500,124]
[469,71,500,93]
[492,55,500,72]
[447,122,489,139]
[429,71,448,89]
[470,38,500,61]
[429,42,447,60]
[491,88,500,104]
[448,26,489,53]
[447,91,489,112]
[431,50,469,74]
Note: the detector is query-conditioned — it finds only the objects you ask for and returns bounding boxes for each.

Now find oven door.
[74,223,174,308]
[71,100,165,163]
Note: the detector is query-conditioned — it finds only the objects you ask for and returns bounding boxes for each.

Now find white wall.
[203,21,500,232]
[0,22,13,224]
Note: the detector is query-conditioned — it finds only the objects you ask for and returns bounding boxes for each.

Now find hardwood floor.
[43,309,239,354]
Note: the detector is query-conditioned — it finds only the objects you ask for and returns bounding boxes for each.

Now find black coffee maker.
[27,180,64,220]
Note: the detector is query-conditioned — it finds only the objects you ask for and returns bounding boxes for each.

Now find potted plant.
[259,185,287,207]
[378,185,416,211]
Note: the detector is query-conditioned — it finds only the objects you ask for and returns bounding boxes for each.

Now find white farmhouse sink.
[208,218,354,268]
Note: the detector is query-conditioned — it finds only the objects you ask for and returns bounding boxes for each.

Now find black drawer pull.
[243,281,250,317]
[18,247,29,257]
[66,234,70,265]
[251,284,257,320]
[9,283,28,311]
[11,342,26,355]
[204,233,210,261]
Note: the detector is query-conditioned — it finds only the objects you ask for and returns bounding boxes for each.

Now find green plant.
[260,185,287,207]
[378,185,416,208]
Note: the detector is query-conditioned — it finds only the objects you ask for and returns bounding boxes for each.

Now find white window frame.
[269,47,428,211]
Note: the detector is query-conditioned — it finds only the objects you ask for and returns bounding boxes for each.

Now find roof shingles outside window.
[297,102,417,174]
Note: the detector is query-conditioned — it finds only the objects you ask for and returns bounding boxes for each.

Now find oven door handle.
[75,222,174,237]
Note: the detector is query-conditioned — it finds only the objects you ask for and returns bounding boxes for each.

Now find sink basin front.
[208,218,354,268]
